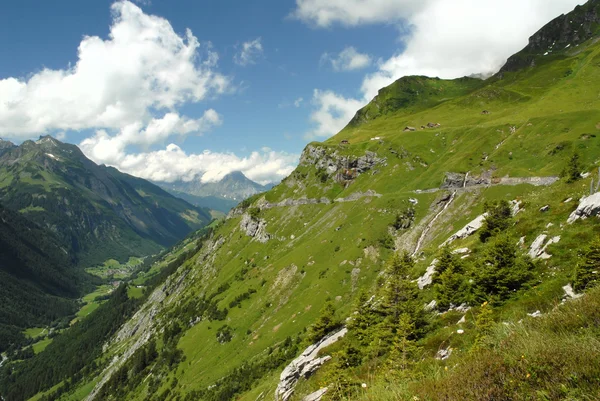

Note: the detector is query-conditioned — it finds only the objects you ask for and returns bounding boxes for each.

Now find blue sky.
[0,0,585,184]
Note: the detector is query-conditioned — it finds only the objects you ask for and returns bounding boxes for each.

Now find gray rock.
[276,328,348,401]
[441,214,488,246]
[417,259,438,289]
[240,213,270,243]
[302,388,328,401]
[568,192,600,224]
[540,205,550,212]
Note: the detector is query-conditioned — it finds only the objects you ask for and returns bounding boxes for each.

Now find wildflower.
[361,383,367,388]
[526,373,531,378]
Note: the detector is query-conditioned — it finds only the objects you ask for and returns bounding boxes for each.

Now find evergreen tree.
[472,301,494,351]
[565,153,582,183]
[380,252,418,323]
[306,301,340,344]
[385,313,420,379]
[475,235,534,302]
[347,291,378,346]
[574,238,600,292]
[479,200,512,243]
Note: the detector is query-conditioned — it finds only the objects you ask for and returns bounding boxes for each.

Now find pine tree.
[472,301,494,351]
[479,200,512,243]
[306,301,340,344]
[566,153,582,183]
[381,252,418,323]
[574,238,600,292]
[475,235,534,301]
[347,291,378,346]
[433,248,470,310]
[385,313,420,379]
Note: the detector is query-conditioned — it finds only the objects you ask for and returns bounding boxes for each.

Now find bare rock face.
[240,213,270,243]
[442,213,488,246]
[528,234,561,259]
[568,192,600,224]
[302,388,328,401]
[276,328,348,401]
[418,259,438,289]
[299,145,386,182]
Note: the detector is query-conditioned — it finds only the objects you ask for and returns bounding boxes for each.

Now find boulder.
[417,259,438,289]
[441,214,488,246]
[528,234,560,259]
[540,205,550,212]
[302,388,328,401]
[240,213,270,243]
[567,192,600,224]
[276,328,348,401]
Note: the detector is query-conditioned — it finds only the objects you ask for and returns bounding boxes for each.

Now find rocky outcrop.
[500,0,600,73]
[442,172,490,189]
[240,213,270,243]
[300,145,386,182]
[276,328,348,401]
[567,192,600,224]
[528,234,561,259]
[302,388,328,401]
[441,213,488,247]
[418,259,438,289]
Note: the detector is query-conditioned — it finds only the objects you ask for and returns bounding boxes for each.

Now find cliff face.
[500,0,600,73]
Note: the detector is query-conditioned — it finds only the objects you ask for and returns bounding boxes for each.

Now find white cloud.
[305,90,363,139]
[294,97,304,107]
[0,1,229,138]
[321,47,372,71]
[234,38,264,66]
[300,0,586,138]
[292,0,426,27]
[82,140,298,185]
[80,110,222,166]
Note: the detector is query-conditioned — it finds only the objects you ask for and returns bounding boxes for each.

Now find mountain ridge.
[0,136,212,266]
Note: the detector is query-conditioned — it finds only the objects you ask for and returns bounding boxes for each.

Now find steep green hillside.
[0,204,91,353]
[6,2,600,401]
[0,137,212,266]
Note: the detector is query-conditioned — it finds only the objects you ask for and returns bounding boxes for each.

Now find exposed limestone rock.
[528,310,542,318]
[567,192,600,224]
[240,213,270,243]
[435,347,453,360]
[276,328,348,401]
[441,213,488,246]
[563,284,583,300]
[418,259,438,289]
[528,234,561,259]
[540,205,550,212]
[302,388,328,401]
[299,145,386,182]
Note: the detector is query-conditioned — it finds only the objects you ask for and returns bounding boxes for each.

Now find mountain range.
[0,136,211,267]
[157,171,273,213]
[4,2,600,401]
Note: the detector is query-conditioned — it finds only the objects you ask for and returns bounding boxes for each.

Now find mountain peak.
[500,0,600,73]
[223,171,251,181]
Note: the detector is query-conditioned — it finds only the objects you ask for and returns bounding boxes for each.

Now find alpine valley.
[3,2,600,401]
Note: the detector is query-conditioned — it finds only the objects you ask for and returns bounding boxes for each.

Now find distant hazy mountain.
[157,171,271,212]
[0,136,211,266]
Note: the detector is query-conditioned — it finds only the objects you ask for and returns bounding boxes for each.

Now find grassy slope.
[46,34,600,401]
